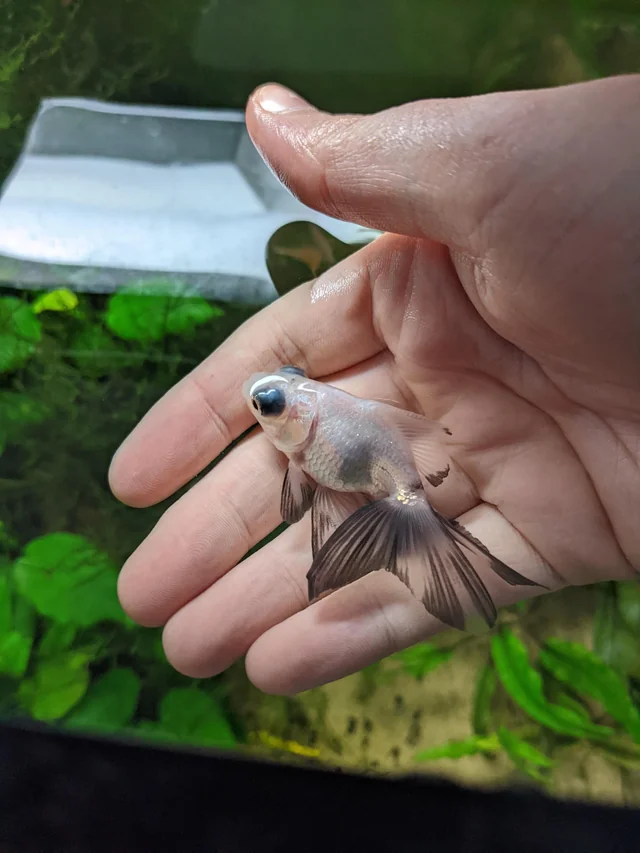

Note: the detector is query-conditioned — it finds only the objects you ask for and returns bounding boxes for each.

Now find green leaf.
[497,726,552,783]
[491,629,613,740]
[0,632,31,677]
[13,533,127,626]
[472,663,497,736]
[415,733,500,762]
[105,282,222,342]
[155,687,237,748]
[0,576,34,677]
[617,582,640,630]
[594,582,640,674]
[539,639,640,743]
[593,584,640,676]
[553,689,593,721]
[66,668,141,731]
[163,298,221,336]
[13,595,35,644]
[390,642,453,679]
[596,737,640,771]
[0,575,11,636]
[18,652,90,721]
[37,623,77,658]
[32,288,79,314]
[0,297,41,372]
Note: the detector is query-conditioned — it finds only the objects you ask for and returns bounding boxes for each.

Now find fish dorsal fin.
[372,401,453,488]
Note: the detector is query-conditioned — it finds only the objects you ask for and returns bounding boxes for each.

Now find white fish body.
[243,366,541,630]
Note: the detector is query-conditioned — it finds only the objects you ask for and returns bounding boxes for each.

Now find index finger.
[108,240,385,508]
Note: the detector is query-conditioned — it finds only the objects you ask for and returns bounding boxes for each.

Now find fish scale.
[302,397,416,496]
[243,367,543,632]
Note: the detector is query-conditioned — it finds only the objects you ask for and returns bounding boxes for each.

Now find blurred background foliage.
[1,0,640,805]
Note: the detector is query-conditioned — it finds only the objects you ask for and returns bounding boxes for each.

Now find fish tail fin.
[306,490,543,632]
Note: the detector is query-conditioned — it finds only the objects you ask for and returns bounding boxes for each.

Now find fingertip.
[117,561,165,628]
[248,82,313,118]
[162,616,224,680]
[107,444,156,509]
[245,640,302,696]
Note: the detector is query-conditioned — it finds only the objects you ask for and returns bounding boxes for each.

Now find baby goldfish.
[243,366,541,630]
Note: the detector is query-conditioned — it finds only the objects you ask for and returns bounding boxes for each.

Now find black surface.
[0,718,638,852]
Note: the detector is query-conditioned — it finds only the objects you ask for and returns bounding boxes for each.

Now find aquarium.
[1,0,640,809]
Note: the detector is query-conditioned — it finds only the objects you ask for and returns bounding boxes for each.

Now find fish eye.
[252,387,286,417]
[280,365,306,378]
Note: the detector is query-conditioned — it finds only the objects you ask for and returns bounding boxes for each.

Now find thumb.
[246,77,640,254]
[245,82,532,250]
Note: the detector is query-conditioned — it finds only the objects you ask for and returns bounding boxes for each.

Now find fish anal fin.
[280,464,315,525]
[307,499,396,602]
[311,487,370,557]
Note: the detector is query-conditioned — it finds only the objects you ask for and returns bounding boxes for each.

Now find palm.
[366,235,637,590]
[109,76,640,694]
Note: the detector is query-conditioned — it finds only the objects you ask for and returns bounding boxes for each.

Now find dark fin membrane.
[311,487,371,557]
[442,516,545,589]
[280,464,316,524]
[307,492,544,631]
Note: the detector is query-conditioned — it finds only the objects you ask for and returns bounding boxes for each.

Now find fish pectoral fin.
[280,464,316,524]
[307,494,543,632]
[372,402,452,488]
[311,488,370,557]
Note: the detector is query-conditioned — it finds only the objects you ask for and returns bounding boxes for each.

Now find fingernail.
[255,84,310,114]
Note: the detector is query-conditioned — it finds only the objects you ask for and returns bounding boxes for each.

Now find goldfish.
[243,365,542,631]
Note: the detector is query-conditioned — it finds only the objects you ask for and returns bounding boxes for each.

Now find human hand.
[109,74,640,695]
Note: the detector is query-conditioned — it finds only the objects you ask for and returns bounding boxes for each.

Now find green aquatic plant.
[1,221,640,800]
[407,611,640,790]
[0,280,257,747]
[0,296,42,373]
[105,280,223,343]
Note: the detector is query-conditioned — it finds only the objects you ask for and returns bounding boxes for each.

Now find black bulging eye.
[280,365,306,378]
[253,387,286,417]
